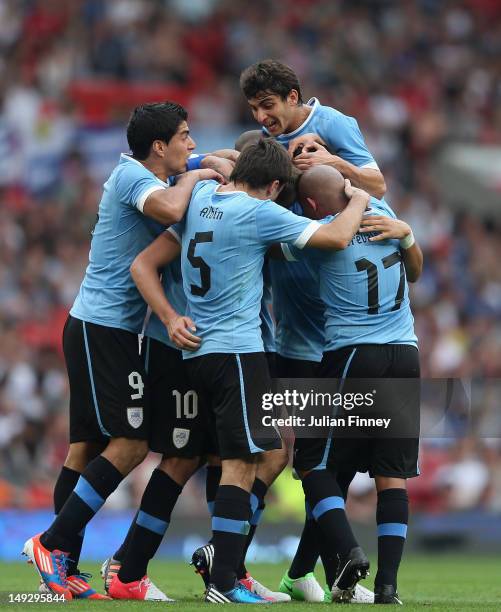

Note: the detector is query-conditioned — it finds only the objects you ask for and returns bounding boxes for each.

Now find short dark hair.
[240,59,303,103]
[230,138,293,189]
[126,101,188,159]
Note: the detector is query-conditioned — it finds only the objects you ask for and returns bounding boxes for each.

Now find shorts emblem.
[127,407,144,429]
[173,427,190,449]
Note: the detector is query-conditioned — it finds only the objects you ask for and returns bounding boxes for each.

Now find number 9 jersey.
[284,198,417,351]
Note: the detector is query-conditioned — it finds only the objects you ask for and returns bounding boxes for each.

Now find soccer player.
[130,138,371,603]
[284,165,422,605]
[22,101,223,600]
[240,59,386,199]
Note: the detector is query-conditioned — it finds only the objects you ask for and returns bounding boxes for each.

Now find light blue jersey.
[267,98,378,170]
[71,154,169,333]
[170,180,320,359]
[286,198,417,351]
[144,257,187,350]
[261,262,276,353]
[269,204,324,362]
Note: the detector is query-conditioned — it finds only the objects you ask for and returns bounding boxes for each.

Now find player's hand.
[344,178,370,207]
[167,315,201,351]
[200,155,235,181]
[292,141,334,170]
[208,148,240,163]
[287,133,327,157]
[360,215,412,241]
[195,168,227,184]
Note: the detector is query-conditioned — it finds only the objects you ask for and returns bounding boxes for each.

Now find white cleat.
[331,582,374,603]
[279,571,326,602]
[240,574,291,602]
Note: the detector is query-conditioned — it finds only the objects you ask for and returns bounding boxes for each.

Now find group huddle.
[22,60,422,605]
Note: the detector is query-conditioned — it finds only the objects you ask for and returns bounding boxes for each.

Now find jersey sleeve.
[323,111,378,169]
[115,163,167,213]
[186,153,206,171]
[255,201,321,248]
[166,218,185,244]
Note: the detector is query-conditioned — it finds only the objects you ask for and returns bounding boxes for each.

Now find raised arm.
[306,180,371,250]
[360,215,423,282]
[130,233,201,349]
[143,169,224,225]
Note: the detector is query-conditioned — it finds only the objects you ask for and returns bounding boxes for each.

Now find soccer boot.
[374,584,403,605]
[240,572,291,602]
[100,557,121,593]
[67,573,111,600]
[333,546,370,596]
[205,583,268,604]
[191,543,214,587]
[279,571,325,602]
[331,582,375,603]
[22,534,72,599]
[108,573,174,601]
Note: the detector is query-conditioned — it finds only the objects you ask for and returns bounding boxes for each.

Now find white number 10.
[172,390,198,419]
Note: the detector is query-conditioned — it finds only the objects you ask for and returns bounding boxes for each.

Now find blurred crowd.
[1,0,501,514]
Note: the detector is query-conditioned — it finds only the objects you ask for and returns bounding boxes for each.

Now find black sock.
[118,469,182,583]
[53,466,82,575]
[289,501,319,579]
[302,470,357,559]
[375,488,408,589]
[211,485,251,592]
[237,478,267,580]
[206,465,222,516]
[113,512,138,562]
[319,470,356,588]
[41,456,123,552]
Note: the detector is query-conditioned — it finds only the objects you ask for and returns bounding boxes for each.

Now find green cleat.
[279,571,326,602]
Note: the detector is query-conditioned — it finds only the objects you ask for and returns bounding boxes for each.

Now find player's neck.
[218,182,269,200]
[284,104,311,134]
[136,156,169,183]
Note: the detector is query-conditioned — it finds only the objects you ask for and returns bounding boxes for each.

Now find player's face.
[247,91,298,136]
[163,121,196,174]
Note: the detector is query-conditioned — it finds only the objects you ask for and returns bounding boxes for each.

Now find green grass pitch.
[0,556,499,610]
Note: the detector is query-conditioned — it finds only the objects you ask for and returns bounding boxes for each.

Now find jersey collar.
[275,97,320,140]
[120,153,170,186]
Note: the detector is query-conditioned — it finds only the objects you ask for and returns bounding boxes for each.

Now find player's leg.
[23,317,149,597]
[188,352,282,603]
[108,339,205,600]
[371,344,420,605]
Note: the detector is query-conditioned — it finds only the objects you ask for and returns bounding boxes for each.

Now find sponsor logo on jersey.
[173,427,190,448]
[127,407,144,429]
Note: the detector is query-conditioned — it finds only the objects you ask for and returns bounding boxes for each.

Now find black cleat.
[375,584,403,605]
[333,546,370,595]
[190,544,214,588]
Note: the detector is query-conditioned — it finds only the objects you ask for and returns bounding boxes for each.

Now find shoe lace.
[52,551,69,585]
[73,571,92,582]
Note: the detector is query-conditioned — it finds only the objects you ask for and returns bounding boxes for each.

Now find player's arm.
[306,180,371,250]
[130,233,202,350]
[293,141,386,199]
[200,155,235,180]
[143,169,224,225]
[360,215,423,282]
[206,148,240,163]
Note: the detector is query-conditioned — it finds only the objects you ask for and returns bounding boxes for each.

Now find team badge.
[127,407,143,429]
[173,428,190,449]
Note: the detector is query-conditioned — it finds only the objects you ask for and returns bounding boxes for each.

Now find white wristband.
[399,231,415,250]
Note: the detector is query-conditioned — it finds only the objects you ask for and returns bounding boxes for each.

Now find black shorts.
[275,355,321,378]
[184,352,282,460]
[64,315,149,443]
[143,337,216,457]
[294,344,420,479]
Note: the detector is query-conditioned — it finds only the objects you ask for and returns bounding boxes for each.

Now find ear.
[306,197,318,212]
[267,179,282,198]
[151,140,165,157]
[287,89,299,106]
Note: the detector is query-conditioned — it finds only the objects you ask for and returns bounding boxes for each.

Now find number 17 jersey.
[170,180,319,359]
[286,198,417,351]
